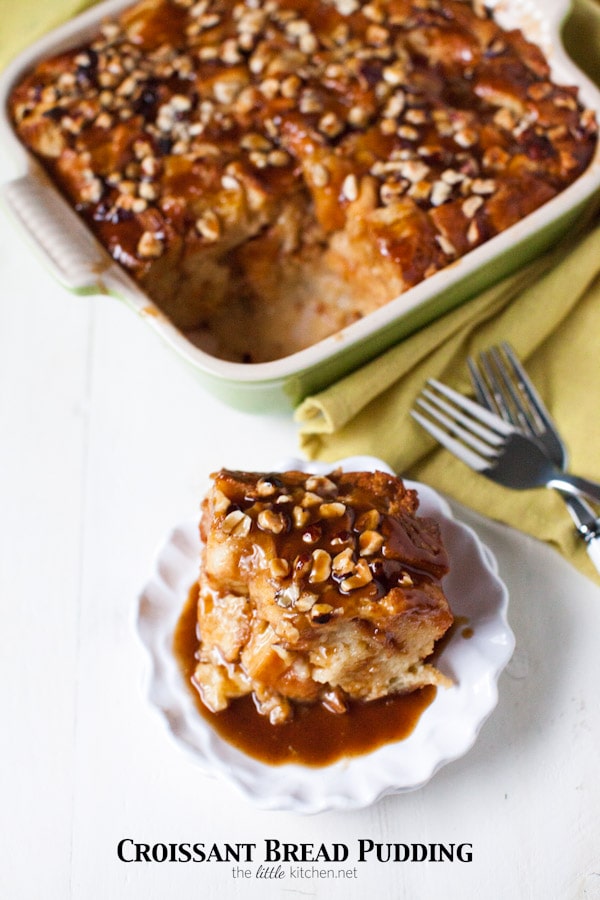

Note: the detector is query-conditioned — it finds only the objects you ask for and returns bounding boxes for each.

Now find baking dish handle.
[0,172,110,292]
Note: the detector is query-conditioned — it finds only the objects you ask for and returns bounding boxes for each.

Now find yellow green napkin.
[297,223,600,584]
[297,0,600,586]
[0,1,99,72]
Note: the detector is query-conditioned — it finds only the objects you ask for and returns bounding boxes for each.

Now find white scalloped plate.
[136,457,514,814]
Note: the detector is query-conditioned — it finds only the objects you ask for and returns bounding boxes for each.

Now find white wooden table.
[1,143,600,900]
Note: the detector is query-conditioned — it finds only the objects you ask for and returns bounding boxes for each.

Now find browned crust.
[9,0,597,360]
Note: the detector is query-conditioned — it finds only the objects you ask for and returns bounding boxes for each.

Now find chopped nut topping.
[269,557,291,578]
[256,477,277,496]
[140,156,160,177]
[356,509,381,531]
[430,180,452,206]
[332,547,355,577]
[318,111,344,138]
[366,24,389,46]
[462,195,483,218]
[380,181,408,204]
[257,509,288,534]
[259,78,280,100]
[241,132,272,152]
[212,488,231,513]
[494,107,517,131]
[383,63,406,86]
[275,619,300,643]
[321,688,348,714]
[436,234,457,256]
[405,107,427,126]
[348,104,370,127]
[267,149,291,167]
[441,168,464,185]
[295,592,318,612]
[454,128,477,148]
[301,490,325,507]
[467,218,480,244]
[213,79,242,105]
[221,173,241,191]
[195,210,221,241]
[293,552,313,580]
[248,150,268,169]
[276,582,299,608]
[310,602,335,624]
[334,0,359,14]
[319,501,346,518]
[80,178,103,203]
[222,509,252,536]
[383,92,406,118]
[358,530,384,556]
[281,74,301,98]
[397,124,419,141]
[299,91,323,115]
[306,475,338,494]
[341,173,359,202]
[292,505,310,528]
[470,178,496,195]
[309,549,332,583]
[299,32,318,54]
[400,159,430,183]
[220,38,242,64]
[137,231,164,259]
[341,558,373,591]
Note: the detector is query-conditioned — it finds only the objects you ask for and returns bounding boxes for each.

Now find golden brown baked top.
[202,467,450,637]
[9,0,598,360]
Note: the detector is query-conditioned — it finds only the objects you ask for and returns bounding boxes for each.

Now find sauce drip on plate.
[173,584,437,767]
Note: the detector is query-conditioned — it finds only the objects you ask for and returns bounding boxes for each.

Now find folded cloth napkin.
[0,1,96,72]
[297,221,600,584]
[296,0,600,586]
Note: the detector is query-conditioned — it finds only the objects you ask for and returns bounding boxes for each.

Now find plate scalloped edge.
[136,456,515,814]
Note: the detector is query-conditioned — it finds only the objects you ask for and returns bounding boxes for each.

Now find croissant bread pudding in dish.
[8,0,598,363]
[193,467,453,727]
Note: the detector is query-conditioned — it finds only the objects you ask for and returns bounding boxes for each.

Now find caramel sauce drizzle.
[174,584,437,767]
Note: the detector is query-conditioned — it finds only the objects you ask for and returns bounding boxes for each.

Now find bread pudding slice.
[194,468,453,725]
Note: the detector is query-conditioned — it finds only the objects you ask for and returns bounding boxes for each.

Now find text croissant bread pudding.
[190,468,453,746]
[9,0,598,362]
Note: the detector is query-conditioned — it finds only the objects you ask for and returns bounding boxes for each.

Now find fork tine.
[415,396,500,459]
[410,410,489,471]
[499,342,551,435]
[480,349,515,422]
[467,355,496,410]
[468,345,541,436]
[488,346,538,434]
[419,390,504,448]
[426,378,514,435]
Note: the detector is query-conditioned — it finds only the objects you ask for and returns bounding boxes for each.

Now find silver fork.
[467,342,600,543]
[411,380,600,503]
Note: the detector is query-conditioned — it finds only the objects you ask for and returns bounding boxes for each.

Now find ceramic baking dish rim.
[0,0,599,391]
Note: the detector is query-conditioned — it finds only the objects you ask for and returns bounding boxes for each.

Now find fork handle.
[561,494,600,576]
[586,536,600,577]
[548,473,600,505]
